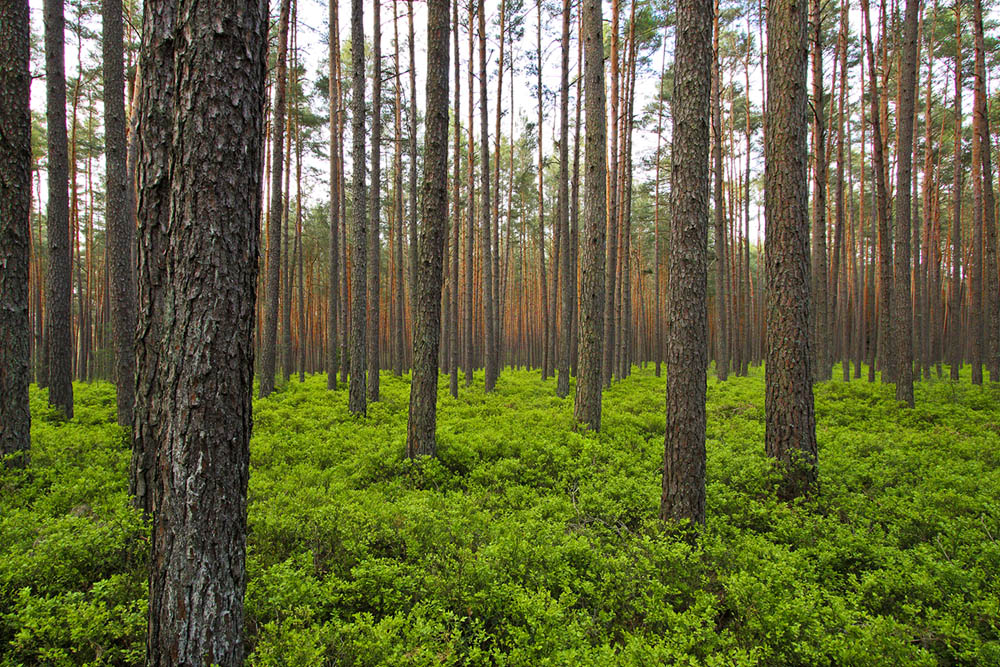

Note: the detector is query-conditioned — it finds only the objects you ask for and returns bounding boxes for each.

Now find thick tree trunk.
[661,0,711,524]
[765,0,818,499]
[574,0,606,431]
[260,0,291,398]
[894,0,919,405]
[349,0,368,415]
[407,0,450,458]
[0,0,31,468]
[135,0,266,662]
[44,0,73,419]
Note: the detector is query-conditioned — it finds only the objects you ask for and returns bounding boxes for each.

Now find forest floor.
[2,367,999,665]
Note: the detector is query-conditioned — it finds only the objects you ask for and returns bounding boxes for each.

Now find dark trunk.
[407,0,450,458]
[0,0,31,467]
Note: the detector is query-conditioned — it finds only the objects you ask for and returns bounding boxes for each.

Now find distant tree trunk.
[464,4,475,386]
[654,43,666,378]
[661,0,711,524]
[0,0,31,468]
[135,0,266,661]
[44,0,73,419]
[349,0,368,415]
[574,0,606,431]
[260,0,291,398]
[479,0,497,392]
[556,0,573,398]
[948,6,963,380]
[970,3,984,386]
[536,6,551,381]
[862,0,892,383]
[327,0,340,390]
[765,0,818,499]
[570,24,583,377]
[103,0,135,427]
[835,0,850,382]
[368,0,382,403]
[974,0,999,382]
[712,7,728,382]
[449,0,461,398]
[393,1,405,378]
[603,0,620,388]
[810,0,829,381]
[407,0,450,458]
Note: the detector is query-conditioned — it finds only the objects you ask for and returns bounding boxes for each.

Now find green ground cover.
[2,367,999,665]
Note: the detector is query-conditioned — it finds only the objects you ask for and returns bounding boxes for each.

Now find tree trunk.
[661,0,711,524]
[407,0,450,458]
[479,0,497,392]
[327,0,340,390]
[556,0,573,398]
[260,0,291,398]
[765,0,818,499]
[810,0,829,381]
[712,7,728,382]
[0,0,31,468]
[948,6,963,380]
[368,0,382,402]
[450,0,461,397]
[103,0,135,427]
[893,0,919,405]
[349,0,368,415]
[135,0,266,661]
[974,0,999,382]
[44,0,73,419]
[574,0,606,431]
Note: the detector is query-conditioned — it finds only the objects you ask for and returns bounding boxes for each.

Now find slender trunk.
[327,0,340,390]
[260,0,291,398]
[556,0,573,397]
[368,0,382,402]
[574,0,607,430]
[480,0,497,392]
[712,5,728,381]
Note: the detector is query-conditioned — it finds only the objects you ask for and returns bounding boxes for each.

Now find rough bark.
[661,0,711,524]
[893,0,918,404]
[0,0,31,468]
[349,0,368,415]
[260,0,291,398]
[135,0,266,662]
[103,0,136,428]
[974,0,999,382]
[765,0,818,499]
[574,0,606,431]
[44,0,74,419]
[407,0,450,458]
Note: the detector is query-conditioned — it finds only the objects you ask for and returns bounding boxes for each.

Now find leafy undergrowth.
[2,367,999,665]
